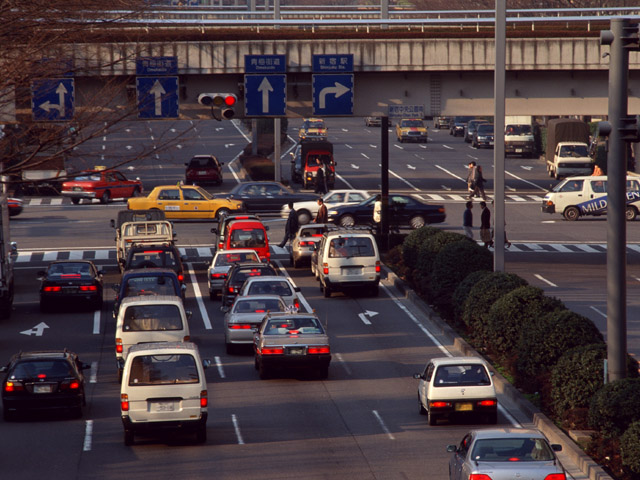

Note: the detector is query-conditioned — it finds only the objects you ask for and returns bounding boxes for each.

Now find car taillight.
[375,261,380,273]
[477,399,497,407]
[116,338,123,353]
[79,285,97,292]
[69,380,80,389]
[121,393,129,411]
[43,286,62,292]
[438,207,446,213]
[323,263,329,275]
[544,475,566,480]
[469,475,492,480]
[200,390,208,408]
[4,381,24,392]
[211,273,226,279]
[293,299,300,309]
[300,241,313,246]
[184,335,190,341]
[229,324,252,330]
[308,346,330,354]
[178,273,184,282]
[429,401,452,408]
[228,286,234,293]
[261,347,284,355]
[218,242,223,249]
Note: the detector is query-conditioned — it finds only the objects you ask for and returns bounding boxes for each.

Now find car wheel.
[92,297,103,311]
[626,206,637,221]
[40,299,51,313]
[338,214,356,228]
[292,255,299,269]
[258,360,270,379]
[563,206,580,221]
[317,365,329,380]
[132,187,142,197]
[124,429,134,446]
[226,343,235,355]
[427,409,438,426]
[297,210,311,225]
[209,290,216,301]
[254,355,259,370]
[100,191,110,204]
[215,208,230,221]
[369,285,379,297]
[72,405,83,419]
[196,425,207,444]
[410,215,426,229]
[323,282,332,298]
[118,368,123,383]
[71,198,80,205]
[419,395,427,415]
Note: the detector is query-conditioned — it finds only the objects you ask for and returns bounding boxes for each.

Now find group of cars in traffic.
[438,116,496,149]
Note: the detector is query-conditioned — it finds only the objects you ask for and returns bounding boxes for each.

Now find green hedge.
[401,226,443,281]
[589,378,640,436]
[451,270,492,325]
[621,421,640,476]
[413,231,469,298]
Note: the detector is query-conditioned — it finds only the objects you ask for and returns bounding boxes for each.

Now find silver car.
[238,276,301,310]
[447,428,565,480]
[207,249,260,300]
[290,224,327,268]
[224,295,286,354]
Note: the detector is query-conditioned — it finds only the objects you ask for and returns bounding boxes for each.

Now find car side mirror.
[202,359,212,369]
[220,162,225,166]
[551,444,563,452]
[446,445,457,453]
[413,373,424,380]
[37,270,46,279]
[81,363,91,370]
[294,287,301,292]
[97,270,105,277]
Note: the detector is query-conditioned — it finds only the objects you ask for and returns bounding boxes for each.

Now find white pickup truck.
[116,220,175,268]
[547,141,594,180]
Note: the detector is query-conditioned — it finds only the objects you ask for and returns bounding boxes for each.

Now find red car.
[7,198,23,217]
[62,169,143,204]
[185,155,224,186]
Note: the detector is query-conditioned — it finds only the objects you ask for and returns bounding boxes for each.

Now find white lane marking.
[89,361,98,383]
[528,195,544,201]
[187,264,212,330]
[534,274,557,287]
[358,313,371,325]
[523,243,545,251]
[345,144,353,149]
[435,164,466,183]
[83,420,93,451]
[389,169,421,191]
[443,145,454,150]
[449,194,466,201]
[93,310,101,334]
[335,173,356,190]
[372,410,395,440]
[510,195,527,202]
[590,306,607,318]
[335,353,352,375]
[419,144,427,149]
[361,153,369,159]
[275,260,312,313]
[394,144,404,150]
[232,414,245,445]
[214,356,226,378]
[505,170,547,191]
[43,251,58,261]
[369,144,377,148]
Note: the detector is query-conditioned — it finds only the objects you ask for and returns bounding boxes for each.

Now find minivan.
[224,219,270,261]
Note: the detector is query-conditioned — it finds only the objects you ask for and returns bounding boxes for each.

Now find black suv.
[221,262,277,308]
[112,268,186,317]
[120,243,186,286]
[1,350,89,420]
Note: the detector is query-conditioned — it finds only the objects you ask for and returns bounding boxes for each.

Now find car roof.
[227,220,266,230]
[231,262,272,269]
[14,350,73,359]
[215,249,260,257]
[430,356,490,366]
[120,295,184,306]
[128,341,199,355]
[129,243,177,251]
[471,428,547,440]
[244,275,290,283]
[235,294,283,301]
[122,268,179,277]
[265,311,320,320]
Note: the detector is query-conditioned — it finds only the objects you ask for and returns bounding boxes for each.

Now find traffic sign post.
[31,78,75,121]
[312,74,354,116]
[136,76,179,119]
[244,74,287,117]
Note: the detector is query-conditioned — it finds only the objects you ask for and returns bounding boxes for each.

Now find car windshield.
[559,145,589,157]
[471,438,555,462]
[128,354,198,386]
[215,252,260,266]
[123,275,177,297]
[248,280,292,296]
[433,364,491,386]
[129,250,178,268]
[190,157,216,168]
[230,228,266,248]
[123,305,183,331]
[402,120,424,127]
[264,316,324,335]
[12,360,73,379]
[47,262,92,279]
[305,121,324,129]
[234,298,284,313]
[505,124,532,135]
[477,125,494,134]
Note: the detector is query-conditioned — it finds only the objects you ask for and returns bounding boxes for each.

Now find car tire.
[100,191,110,204]
[487,412,498,424]
[317,365,329,380]
[124,429,134,446]
[72,405,83,419]
[563,206,580,221]
[369,285,379,297]
[338,214,356,228]
[71,198,80,205]
[209,291,216,301]
[258,360,270,380]
[427,409,438,426]
[291,255,299,269]
[254,355,259,370]
[297,210,311,225]
[226,343,235,355]
[40,299,51,313]
[3,407,14,422]
[215,208,230,221]
[196,425,207,444]
[410,215,426,229]
[323,282,332,298]
[626,206,637,221]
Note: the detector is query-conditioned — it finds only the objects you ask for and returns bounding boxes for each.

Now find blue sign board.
[312,54,354,73]
[136,56,178,76]
[312,74,354,116]
[245,55,287,74]
[136,76,179,119]
[31,78,75,121]
[244,75,287,117]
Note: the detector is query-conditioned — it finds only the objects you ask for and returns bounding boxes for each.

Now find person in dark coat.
[315,165,327,195]
[279,202,299,248]
[315,198,328,223]
[479,201,492,248]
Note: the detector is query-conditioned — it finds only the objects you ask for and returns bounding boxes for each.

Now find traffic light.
[197,93,237,121]
[619,115,640,142]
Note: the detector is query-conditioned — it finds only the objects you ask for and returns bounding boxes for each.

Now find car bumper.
[505,144,535,153]
[428,398,498,417]
[400,135,428,142]
[3,394,83,412]
[62,191,97,199]
[227,326,260,343]
[259,354,331,370]
[541,201,555,214]
[324,275,380,290]
[41,292,101,304]
[122,413,207,433]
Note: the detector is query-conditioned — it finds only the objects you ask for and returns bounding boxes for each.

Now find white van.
[120,342,209,445]
[311,229,380,297]
[542,175,640,221]
[115,295,191,378]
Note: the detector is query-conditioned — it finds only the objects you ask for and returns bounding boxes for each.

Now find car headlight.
[328,210,339,215]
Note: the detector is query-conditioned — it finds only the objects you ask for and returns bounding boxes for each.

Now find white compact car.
[237,276,301,310]
[281,189,370,225]
[207,249,261,300]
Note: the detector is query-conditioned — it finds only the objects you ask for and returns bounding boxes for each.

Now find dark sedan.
[38,261,104,312]
[221,182,319,213]
[327,194,446,230]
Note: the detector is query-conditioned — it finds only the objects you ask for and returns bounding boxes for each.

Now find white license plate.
[154,401,175,412]
[34,384,52,393]
[288,347,305,355]
[515,148,523,152]
[343,268,362,275]
[197,171,207,175]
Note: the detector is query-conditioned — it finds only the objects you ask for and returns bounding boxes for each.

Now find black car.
[38,260,104,312]
[1,350,89,420]
[112,268,186,317]
[449,116,474,137]
[221,262,278,308]
[211,213,261,250]
[290,145,303,183]
[221,182,319,213]
[473,123,495,149]
[120,243,186,286]
[327,194,446,230]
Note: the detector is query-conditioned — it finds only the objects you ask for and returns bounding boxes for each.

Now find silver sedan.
[224,295,286,354]
[290,224,327,268]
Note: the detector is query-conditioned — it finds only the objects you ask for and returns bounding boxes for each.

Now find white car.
[281,189,371,225]
[237,276,301,310]
[413,356,498,426]
[207,249,260,300]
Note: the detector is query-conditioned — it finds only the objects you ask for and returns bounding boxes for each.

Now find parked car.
[224,295,287,354]
[446,428,565,480]
[112,268,185,318]
[62,168,143,204]
[1,349,90,420]
[185,155,224,186]
[281,189,371,225]
[221,182,318,213]
[207,249,261,300]
[38,260,104,312]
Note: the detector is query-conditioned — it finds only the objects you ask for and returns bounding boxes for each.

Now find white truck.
[545,118,593,180]
[504,116,536,158]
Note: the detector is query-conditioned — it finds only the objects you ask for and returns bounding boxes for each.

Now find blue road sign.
[136,56,178,76]
[245,55,287,74]
[136,76,179,119]
[31,78,75,121]
[312,74,354,116]
[244,74,286,117]
[312,54,354,73]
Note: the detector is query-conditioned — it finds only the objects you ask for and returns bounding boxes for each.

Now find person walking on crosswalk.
[463,201,474,239]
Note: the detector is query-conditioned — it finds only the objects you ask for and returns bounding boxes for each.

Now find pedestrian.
[463,201,474,239]
[315,198,328,223]
[315,164,327,195]
[373,194,382,233]
[279,202,299,248]
[475,165,488,201]
[479,201,492,248]
[466,161,479,200]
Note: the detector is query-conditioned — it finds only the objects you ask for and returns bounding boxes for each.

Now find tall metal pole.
[606,18,629,382]
[274,118,281,182]
[493,0,506,272]
[380,116,389,252]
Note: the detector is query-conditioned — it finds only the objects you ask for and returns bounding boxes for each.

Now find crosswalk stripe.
[43,251,57,261]
[548,244,573,253]
[15,252,32,263]
[510,195,527,202]
[50,198,63,205]
[449,194,466,201]
[426,194,445,200]
[197,247,213,258]
[575,244,601,253]
[527,195,544,201]
[31,198,42,205]
[94,250,110,260]
[523,243,546,251]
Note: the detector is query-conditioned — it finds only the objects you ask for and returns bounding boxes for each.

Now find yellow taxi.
[298,118,327,141]
[127,184,244,220]
[396,118,428,143]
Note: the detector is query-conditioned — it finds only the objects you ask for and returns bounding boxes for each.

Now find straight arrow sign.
[258,77,273,113]
[21,322,49,336]
[149,80,166,116]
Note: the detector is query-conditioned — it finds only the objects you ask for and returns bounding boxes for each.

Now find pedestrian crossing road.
[13,242,640,265]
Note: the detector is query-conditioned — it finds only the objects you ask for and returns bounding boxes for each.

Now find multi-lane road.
[1,117,636,479]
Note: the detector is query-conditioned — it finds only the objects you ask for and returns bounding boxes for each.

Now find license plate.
[343,267,362,276]
[197,171,207,175]
[154,401,175,412]
[455,402,473,412]
[515,148,523,152]
[73,187,83,192]
[287,347,305,355]
[34,384,52,394]
[62,286,77,293]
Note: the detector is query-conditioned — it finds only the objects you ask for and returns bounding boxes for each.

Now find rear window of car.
[328,237,375,258]
[123,276,178,297]
[215,252,260,266]
[189,158,217,168]
[123,305,183,331]
[233,267,275,284]
[234,298,284,313]
[471,438,555,462]
[73,175,101,182]
[433,364,490,386]
[229,228,266,248]
[12,360,73,378]
[47,262,92,278]
[264,316,324,335]
[247,280,292,297]
[128,354,198,386]
[129,250,178,268]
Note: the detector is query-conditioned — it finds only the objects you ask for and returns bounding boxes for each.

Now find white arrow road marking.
[215,127,224,132]
[407,165,416,170]
[258,77,273,113]
[225,143,235,148]
[358,313,371,325]
[351,164,360,169]
[20,322,49,336]
[127,166,135,170]
[369,144,377,148]
[441,185,452,191]
[394,144,404,150]
[506,185,516,191]
[342,128,349,132]
[520,166,533,171]
[364,310,378,318]
[419,144,427,149]
[319,82,349,109]
[149,80,166,116]
[443,145,454,150]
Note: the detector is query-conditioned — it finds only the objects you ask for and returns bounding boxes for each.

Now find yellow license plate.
[455,403,473,412]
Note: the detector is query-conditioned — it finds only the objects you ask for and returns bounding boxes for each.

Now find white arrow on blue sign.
[136,76,179,119]
[244,74,286,117]
[312,74,354,116]
[31,78,75,121]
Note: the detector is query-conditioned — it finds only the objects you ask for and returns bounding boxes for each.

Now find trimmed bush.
[516,309,604,379]
[430,240,493,313]
[461,272,528,342]
[413,231,469,298]
[451,270,492,325]
[401,226,442,281]
[621,421,640,476]
[485,286,565,365]
[588,377,640,436]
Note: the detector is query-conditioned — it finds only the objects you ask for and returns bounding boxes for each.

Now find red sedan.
[62,169,143,204]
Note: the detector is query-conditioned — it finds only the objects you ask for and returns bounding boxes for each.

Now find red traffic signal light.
[198,93,237,120]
